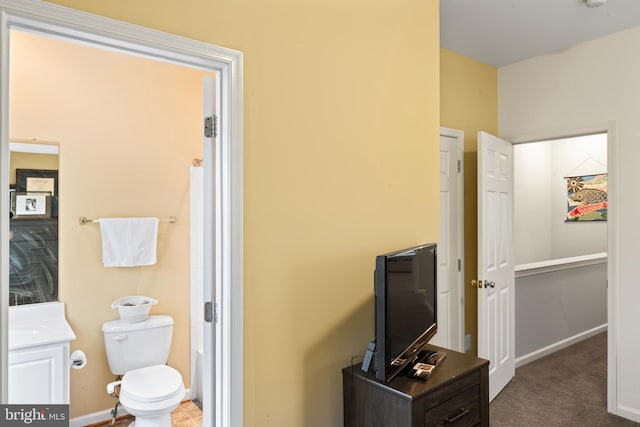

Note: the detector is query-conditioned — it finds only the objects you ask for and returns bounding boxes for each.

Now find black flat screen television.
[373,243,437,382]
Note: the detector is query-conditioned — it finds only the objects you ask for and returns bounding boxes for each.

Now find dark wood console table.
[342,346,489,427]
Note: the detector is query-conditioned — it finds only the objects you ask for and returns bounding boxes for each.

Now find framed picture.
[566,173,607,222]
[15,169,58,217]
[9,184,15,214]
[14,193,51,218]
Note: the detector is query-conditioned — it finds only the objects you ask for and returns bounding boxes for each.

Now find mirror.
[9,141,59,305]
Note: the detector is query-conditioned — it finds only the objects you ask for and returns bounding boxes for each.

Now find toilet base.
[129,413,172,427]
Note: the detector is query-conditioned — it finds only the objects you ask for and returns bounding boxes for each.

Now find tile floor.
[171,400,203,427]
[89,400,202,427]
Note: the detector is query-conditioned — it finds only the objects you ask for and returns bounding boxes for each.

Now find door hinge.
[457,159,461,173]
[204,301,218,323]
[457,259,462,272]
[204,115,218,138]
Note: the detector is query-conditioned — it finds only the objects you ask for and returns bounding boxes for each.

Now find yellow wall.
[10,30,211,417]
[37,1,441,426]
[439,48,498,356]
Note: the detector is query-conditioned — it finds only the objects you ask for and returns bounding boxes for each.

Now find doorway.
[513,132,608,366]
[0,3,244,427]
[8,28,211,425]
[489,132,610,423]
[476,128,613,403]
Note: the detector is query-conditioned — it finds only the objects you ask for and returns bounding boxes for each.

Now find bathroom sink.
[8,302,76,350]
[9,324,50,339]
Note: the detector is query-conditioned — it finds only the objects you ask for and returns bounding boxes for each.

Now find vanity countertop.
[8,301,76,350]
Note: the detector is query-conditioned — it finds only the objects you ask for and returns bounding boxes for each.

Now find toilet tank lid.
[102,314,173,333]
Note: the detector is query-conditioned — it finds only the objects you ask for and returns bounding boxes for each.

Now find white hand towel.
[99,217,159,267]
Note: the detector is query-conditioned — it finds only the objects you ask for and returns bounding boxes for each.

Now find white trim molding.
[515,324,607,368]
[515,252,607,278]
[0,2,244,427]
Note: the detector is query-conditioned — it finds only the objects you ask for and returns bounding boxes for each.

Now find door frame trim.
[0,2,244,426]
[439,127,465,352]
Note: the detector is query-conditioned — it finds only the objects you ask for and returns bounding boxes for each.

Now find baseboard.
[515,324,607,369]
[612,404,640,424]
[69,407,130,427]
[69,388,192,427]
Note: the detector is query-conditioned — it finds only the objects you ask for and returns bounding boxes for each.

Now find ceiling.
[440,0,640,67]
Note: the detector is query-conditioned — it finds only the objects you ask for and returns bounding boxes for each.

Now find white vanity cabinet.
[8,302,76,404]
[8,341,70,404]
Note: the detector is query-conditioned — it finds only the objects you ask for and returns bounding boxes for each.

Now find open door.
[477,131,515,401]
[202,75,216,427]
[433,127,465,352]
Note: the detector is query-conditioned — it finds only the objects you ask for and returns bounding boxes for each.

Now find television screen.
[374,243,437,382]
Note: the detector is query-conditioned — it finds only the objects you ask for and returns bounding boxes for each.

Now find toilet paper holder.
[70,350,87,369]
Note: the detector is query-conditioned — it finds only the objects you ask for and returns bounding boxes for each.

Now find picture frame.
[9,184,15,214]
[15,169,58,217]
[14,193,51,218]
[565,173,607,222]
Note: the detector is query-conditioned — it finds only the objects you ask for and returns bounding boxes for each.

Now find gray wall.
[515,262,607,359]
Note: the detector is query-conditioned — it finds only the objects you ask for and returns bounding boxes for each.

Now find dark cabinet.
[343,346,489,427]
[9,218,58,305]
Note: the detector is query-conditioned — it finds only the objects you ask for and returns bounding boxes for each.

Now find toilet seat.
[120,365,184,404]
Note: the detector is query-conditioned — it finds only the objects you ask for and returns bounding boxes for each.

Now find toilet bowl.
[117,365,185,427]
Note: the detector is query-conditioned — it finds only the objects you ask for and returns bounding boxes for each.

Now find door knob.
[485,281,495,288]
[471,279,483,288]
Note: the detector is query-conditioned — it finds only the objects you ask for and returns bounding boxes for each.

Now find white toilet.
[103,315,185,427]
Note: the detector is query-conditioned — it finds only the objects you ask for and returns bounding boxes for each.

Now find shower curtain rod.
[79,216,177,225]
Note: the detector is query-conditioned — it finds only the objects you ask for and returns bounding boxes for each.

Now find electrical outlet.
[464,334,472,352]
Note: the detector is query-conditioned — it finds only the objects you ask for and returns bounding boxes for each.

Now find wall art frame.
[15,169,58,217]
[566,173,607,222]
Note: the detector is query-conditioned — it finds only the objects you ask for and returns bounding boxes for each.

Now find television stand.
[343,345,489,427]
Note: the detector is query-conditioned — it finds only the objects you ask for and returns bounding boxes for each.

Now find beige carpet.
[490,333,639,426]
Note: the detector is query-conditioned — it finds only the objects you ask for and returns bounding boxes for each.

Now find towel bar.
[79,216,177,225]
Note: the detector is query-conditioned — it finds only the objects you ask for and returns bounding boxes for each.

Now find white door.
[202,75,217,427]
[431,128,465,352]
[477,131,515,401]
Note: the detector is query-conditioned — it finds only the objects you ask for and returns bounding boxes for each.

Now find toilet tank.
[102,315,174,375]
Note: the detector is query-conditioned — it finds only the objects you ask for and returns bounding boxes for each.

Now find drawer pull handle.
[444,407,469,423]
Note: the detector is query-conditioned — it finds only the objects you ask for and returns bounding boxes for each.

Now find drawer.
[424,386,480,427]
[10,219,58,241]
[422,369,480,411]
[10,228,57,244]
